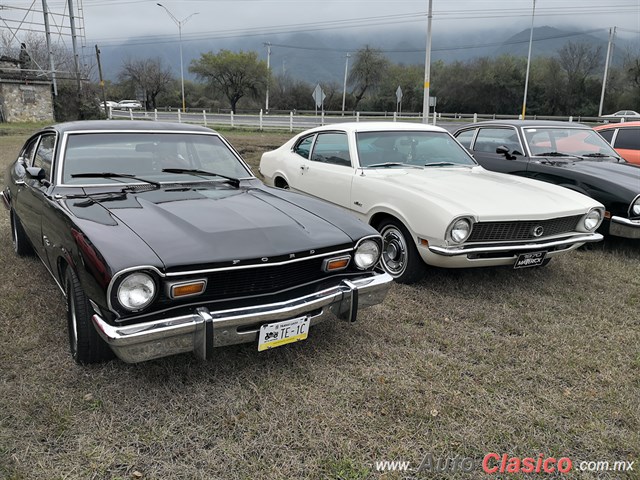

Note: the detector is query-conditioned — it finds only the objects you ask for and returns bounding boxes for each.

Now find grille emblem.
[532,225,544,237]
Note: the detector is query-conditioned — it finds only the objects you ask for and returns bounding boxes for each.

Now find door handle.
[300,165,309,172]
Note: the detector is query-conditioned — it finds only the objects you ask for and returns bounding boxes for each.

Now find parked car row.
[2,118,639,365]
[99,100,143,110]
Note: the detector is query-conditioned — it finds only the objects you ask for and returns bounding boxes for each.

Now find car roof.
[459,119,590,128]
[40,120,218,135]
[594,121,640,129]
[308,121,448,134]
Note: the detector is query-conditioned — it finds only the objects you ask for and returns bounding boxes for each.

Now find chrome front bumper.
[428,233,603,257]
[610,216,640,239]
[92,272,392,363]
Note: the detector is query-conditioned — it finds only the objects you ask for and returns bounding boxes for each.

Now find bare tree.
[558,42,603,113]
[119,58,174,110]
[348,46,390,110]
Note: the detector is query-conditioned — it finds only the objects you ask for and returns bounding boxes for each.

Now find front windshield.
[356,131,476,167]
[523,127,620,157]
[61,132,252,185]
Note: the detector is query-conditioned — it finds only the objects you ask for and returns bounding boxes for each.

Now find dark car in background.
[453,120,640,239]
[1,121,391,364]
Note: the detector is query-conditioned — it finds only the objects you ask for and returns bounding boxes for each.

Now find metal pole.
[342,53,350,116]
[598,27,616,117]
[67,0,82,93]
[421,0,433,123]
[521,0,536,119]
[264,42,271,113]
[95,45,107,116]
[41,0,58,95]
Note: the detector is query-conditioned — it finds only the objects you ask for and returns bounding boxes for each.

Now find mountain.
[94,26,630,85]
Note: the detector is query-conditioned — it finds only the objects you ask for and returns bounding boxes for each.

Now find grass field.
[0,124,638,479]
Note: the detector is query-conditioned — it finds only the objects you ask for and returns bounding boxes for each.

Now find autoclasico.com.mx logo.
[374,452,635,476]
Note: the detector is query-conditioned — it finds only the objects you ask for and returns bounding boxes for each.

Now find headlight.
[449,218,472,243]
[117,272,156,311]
[354,239,381,270]
[583,209,603,231]
[631,197,640,217]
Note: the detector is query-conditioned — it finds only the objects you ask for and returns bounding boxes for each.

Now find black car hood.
[547,159,640,194]
[93,184,360,269]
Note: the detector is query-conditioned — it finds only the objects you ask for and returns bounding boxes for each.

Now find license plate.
[258,317,310,351]
[514,251,547,269]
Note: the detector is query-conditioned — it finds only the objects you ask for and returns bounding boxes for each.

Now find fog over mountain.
[95,25,634,84]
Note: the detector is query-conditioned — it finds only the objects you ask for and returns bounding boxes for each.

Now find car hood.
[365,166,600,220]
[545,160,640,194]
[92,184,358,269]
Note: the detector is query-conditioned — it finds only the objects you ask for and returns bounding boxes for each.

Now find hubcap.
[67,282,78,355]
[381,226,407,277]
[12,218,18,253]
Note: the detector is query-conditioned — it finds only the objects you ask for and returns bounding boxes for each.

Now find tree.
[348,46,390,110]
[558,42,603,114]
[190,50,268,113]
[118,58,174,110]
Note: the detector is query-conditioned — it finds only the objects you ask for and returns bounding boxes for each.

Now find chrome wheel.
[380,224,408,278]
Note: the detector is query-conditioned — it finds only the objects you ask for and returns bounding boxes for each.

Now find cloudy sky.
[3,0,639,50]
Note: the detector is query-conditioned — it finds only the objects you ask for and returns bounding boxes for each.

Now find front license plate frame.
[514,251,547,269]
[258,316,310,351]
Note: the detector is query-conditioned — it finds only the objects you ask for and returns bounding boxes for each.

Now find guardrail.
[108,108,631,131]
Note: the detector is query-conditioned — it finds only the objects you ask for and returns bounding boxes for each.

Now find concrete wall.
[0,82,54,122]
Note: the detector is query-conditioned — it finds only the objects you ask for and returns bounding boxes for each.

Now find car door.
[464,126,529,175]
[294,131,354,209]
[612,127,640,164]
[16,133,56,260]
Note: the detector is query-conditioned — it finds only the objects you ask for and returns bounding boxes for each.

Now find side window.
[597,129,615,143]
[474,128,522,154]
[33,134,55,180]
[293,135,314,159]
[310,132,352,167]
[455,129,475,149]
[19,137,39,165]
[614,128,640,149]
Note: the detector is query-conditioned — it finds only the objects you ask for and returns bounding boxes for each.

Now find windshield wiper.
[162,168,240,188]
[71,172,161,187]
[366,162,420,169]
[581,153,613,158]
[424,162,458,167]
[535,152,579,158]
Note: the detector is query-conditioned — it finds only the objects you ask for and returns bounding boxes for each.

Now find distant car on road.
[453,120,640,239]
[593,121,640,165]
[601,110,640,119]
[117,100,142,110]
[260,122,605,283]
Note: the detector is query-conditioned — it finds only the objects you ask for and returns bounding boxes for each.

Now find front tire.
[10,210,33,256]
[378,219,426,284]
[65,268,114,364]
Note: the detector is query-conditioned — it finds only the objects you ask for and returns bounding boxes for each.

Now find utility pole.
[41,0,58,95]
[264,42,271,113]
[67,0,82,94]
[421,0,433,123]
[598,27,616,117]
[342,53,350,116]
[521,0,536,119]
[95,45,108,117]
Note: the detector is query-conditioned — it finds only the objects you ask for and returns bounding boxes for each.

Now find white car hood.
[364,166,600,221]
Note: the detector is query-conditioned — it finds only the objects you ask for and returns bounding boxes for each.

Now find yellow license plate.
[258,317,310,351]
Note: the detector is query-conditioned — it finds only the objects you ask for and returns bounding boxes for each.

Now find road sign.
[312,84,326,108]
[396,86,403,103]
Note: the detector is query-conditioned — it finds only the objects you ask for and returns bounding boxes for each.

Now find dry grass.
[0,125,638,480]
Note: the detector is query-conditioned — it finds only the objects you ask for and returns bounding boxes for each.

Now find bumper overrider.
[92,272,392,363]
[609,216,640,239]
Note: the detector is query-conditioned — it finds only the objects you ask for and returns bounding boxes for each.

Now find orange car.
[593,121,640,164]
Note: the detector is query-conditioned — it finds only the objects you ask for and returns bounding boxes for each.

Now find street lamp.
[157,3,198,112]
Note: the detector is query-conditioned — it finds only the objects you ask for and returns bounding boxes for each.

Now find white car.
[259,122,605,283]
[117,100,143,110]
[602,110,640,119]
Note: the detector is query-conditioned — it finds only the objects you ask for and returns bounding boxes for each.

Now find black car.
[453,120,640,239]
[2,121,392,364]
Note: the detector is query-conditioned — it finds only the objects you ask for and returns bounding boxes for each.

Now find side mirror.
[496,145,517,160]
[26,166,46,181]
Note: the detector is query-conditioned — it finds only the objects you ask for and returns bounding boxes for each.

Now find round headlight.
[632,198,640,217]
[450,218,472,243]
[354,239,381,270]
[584,209,602,231]
[117,272,156,311]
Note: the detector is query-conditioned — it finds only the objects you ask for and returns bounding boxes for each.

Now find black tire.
[65,268,114,364]
[275,177,289,189]
[10,210,34,256]
[377,219,427,284]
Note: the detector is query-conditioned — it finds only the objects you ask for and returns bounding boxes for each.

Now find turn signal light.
[171,281,206,298]
[322,256,351,272]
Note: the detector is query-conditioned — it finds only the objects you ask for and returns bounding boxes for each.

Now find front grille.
[468,215,582,242]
